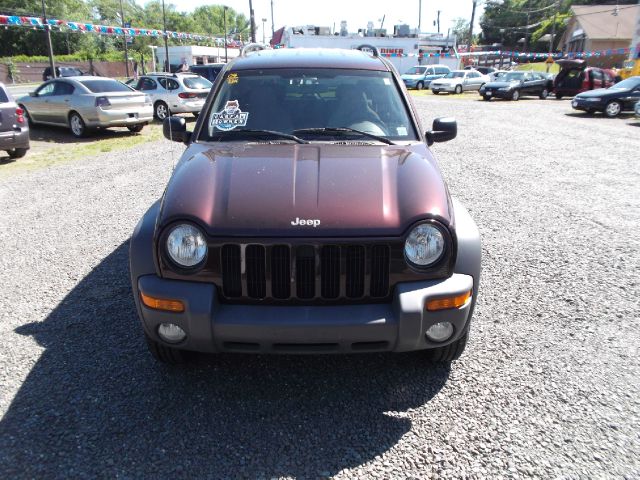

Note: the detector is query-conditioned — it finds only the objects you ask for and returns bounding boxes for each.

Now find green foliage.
[1,52,125,63]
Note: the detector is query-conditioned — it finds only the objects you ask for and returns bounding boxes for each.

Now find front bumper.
[135,273,475,354]
[90,106,154,127]
[430,84,456,93]
[571,98,604,111]
[480,89,512,99]
[0,126,29,150]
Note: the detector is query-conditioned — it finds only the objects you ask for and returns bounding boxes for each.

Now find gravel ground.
[0,94,638,479]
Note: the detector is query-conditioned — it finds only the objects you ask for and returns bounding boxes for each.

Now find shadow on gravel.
[1,242,450,478]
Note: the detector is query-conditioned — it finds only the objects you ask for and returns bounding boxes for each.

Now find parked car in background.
[0,82,29,159]
[465,66,496,76]
[19,77,153,138]
[189,63,226,83]
[401,64,451,90]
[488,70,509,82]
[480,71,552,101]
[131,46,481,364]
[571,76,640,117]
[553,59,616,99]
[430,70,489,94]
[43,66,85,81]
[131,72,212,120]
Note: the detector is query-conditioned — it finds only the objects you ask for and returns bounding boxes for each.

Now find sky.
[163,0,483,40]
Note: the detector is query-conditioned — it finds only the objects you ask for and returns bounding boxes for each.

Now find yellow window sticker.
[227,73,239,85]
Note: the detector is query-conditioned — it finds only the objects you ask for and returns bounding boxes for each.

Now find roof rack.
[240,43,267,57]
[355,44,379,57]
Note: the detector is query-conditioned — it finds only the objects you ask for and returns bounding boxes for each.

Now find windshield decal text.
[210,100,249,132]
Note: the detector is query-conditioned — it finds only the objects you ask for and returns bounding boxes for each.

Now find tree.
[451,17,471,45]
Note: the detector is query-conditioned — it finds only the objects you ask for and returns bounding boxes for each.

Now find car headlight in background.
[586,97,601,102]
[166,224,207,267]
[404,223,445,267]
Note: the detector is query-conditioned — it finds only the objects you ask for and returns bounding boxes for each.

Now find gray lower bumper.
[135,273,475,354]
[0,127,30,150]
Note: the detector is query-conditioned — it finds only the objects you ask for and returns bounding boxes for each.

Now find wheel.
[604,100,622,118]
[127,124,144,133]
[511,89,520,101]
[69,112,87,138]
[454,85,462,95]
[19,105,34,127]
[145,333,188,365]
[8,147,28,159]
[432,90,439,95]
[192,112,200,118]
[416,81,424,91]
[539,88,549,99]
[427,328,469,363]
[154,101,169,120]
[482,95,491,101]
[555,93,563,100]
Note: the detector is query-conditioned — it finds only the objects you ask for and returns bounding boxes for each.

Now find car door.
[136,77,160,101]
[521,73,536,95]
[47,81,76,124]
[621,84,640,110]
[27,82,56,123]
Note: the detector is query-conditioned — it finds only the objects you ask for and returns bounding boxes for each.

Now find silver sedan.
[18,76,154,137]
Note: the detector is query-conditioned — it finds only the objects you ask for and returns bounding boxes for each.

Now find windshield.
[80,80,133,93]
[504,72,525,81]
[200,68,418,142]
[444,72,465,79]
[405,67,426,75]
[611,77,640,90]
[183,76,213,89]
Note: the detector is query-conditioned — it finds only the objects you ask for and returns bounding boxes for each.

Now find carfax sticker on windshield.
[227,73,239,84]
[209,100,249,132]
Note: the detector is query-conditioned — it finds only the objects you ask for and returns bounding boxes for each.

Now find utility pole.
[262,18,267,44]
[249,0,256,43]
[436,10,441,33]
[119,0,130,77]
[271,0,275,36]
[469,0,477,48]
[547,5,558,72]
[162,0,170,72]
[223,6,228,62]
[418,0,422,32]
[41,0,56,79]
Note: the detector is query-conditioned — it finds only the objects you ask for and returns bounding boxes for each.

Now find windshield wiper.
[293,127,395,145]
[214,129,309,144]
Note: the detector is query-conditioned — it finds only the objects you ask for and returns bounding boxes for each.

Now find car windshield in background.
[405,67,426,75]
[611,77,640,90]
[504,72,525,81]
[183,76,213,89]
[201,68,418,143]
[80,80,133,93]
[445,72,465,78]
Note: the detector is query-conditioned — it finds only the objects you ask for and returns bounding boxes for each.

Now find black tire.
[432,90,439,95]
[19,105,34,127]
[555,93,563,100]
[416,81,424,91]
[482,95,491,101]
[454,85,462,95]
[145,333,188,365]
[127,124,144,133]
[511,89,520,101]
[604,100,622,118]
[427,329,469,363]
[8,147,28,159]
[154,101,169,120]
[69,112,87,138]
[192,112,200,118]
[539,88,549,100]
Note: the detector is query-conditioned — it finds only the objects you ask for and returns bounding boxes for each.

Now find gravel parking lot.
[0,94,638,478]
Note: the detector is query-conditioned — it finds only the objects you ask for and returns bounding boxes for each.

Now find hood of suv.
[158,143,452,237]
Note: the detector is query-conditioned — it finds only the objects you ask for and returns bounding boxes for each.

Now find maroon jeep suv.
[130,45,481,364]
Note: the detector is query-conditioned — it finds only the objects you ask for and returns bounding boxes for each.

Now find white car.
[430,70,490,94]
[131,73,213,120]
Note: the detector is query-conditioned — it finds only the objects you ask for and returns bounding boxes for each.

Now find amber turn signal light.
[426,290,472,311]
[140,292,185,313]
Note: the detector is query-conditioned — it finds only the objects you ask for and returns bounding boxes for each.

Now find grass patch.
[515,62,560,74]
[0,123,164,179]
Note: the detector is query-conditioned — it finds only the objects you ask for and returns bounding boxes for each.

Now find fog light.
[426,322,454,343]
[158,323,186,343]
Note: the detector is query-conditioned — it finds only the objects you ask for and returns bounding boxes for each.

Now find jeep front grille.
[220,244,390,302]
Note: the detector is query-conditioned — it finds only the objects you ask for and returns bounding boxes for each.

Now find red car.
[553,59,616,99]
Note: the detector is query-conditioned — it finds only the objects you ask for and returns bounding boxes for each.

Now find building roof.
[570,4,640,40]
[228,48,389,72]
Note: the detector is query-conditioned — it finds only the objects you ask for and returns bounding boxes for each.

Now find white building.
[153,45,241,69]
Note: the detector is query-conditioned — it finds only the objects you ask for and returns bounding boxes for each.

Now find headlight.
[586,97,601,102]
[166,224,207,267]
[499,87,509,91]
[404,223,446,267]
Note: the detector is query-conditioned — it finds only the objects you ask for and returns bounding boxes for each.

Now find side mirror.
[163,116,191,144]
[426,117,457,146]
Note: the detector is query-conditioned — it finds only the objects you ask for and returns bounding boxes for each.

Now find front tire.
[8,147,28,159]
[154,101,169,120]
[482,95,491,101]
[127,124,144,133]
[416,81,424,91]
[604,100,622,118]
[69,112,87,138]
[511,89,520,101]
[432,90,439,95]
[427,329,469,363]
[145,333,188,365]
[454,85,463,95]
[539,88,549,99]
